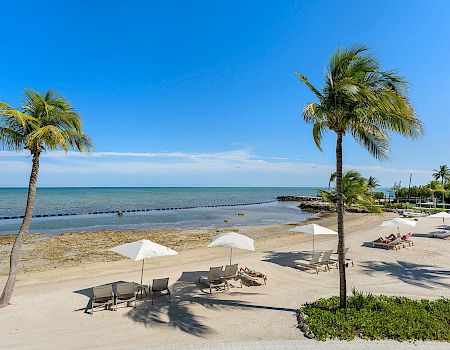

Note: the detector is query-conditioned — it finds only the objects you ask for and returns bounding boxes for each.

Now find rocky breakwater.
[276,195,368,213]
[277,195,334,213]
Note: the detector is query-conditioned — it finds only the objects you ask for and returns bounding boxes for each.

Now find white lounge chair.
[91,284,114,315]
[294,252,323,274]
[199,266,228,293]
[431,230,450,239]
[330,247,354,267]
[366,237,404,250]
[318,250,337,271]
[222,264,242,288]
[149,278,171,304]
[115,282,137,309]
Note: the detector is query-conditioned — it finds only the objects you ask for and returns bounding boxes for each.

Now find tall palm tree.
[0,89,92,307]
[433,165,450,206]
[297,46,422,308]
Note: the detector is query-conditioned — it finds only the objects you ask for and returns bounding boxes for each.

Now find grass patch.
[301,290,450,341]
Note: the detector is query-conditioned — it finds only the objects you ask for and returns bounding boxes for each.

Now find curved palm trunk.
[336,133,347,308]
[0,154,40,307]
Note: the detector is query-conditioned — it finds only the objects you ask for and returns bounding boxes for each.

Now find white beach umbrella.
[426,212,450,225]
[208,232,255,265]
[289,224,337,253]
[109,239,178,285]
[380,217,416,234]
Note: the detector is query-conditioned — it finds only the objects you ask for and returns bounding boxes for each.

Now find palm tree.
[0,89,92,307]
[297,46,422,308]
[367,176,380,190]
[433,165,450,206]
[322,170,381,213]
[427,180,445,208]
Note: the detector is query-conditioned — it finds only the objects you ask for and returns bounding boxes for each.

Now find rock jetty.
[276,195,368,213]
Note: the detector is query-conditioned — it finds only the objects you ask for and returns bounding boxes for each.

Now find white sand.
[0,213,449,349]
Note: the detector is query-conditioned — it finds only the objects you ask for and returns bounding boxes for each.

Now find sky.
[1,0,449,187]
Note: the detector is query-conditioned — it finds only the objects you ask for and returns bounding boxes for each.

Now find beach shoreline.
[0,210,333,276]
[0,211,448,349]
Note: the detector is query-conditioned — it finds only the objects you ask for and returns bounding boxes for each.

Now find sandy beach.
[0,212,449,349]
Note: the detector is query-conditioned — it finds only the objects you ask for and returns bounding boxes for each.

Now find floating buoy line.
[0,200,277,220]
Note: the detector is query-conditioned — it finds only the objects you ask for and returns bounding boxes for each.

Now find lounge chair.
[318,250,337,271]
[222,264,242,288]
[431,230,450,239]
[199,266,227,293]
[294,252,323,274]
[330,248,354,267]
[149,278,171,304]
[401,232,414,247]
[238,267,267,286]
[91,284,114,315]
[115,282,137,309]
[366,237,403,250]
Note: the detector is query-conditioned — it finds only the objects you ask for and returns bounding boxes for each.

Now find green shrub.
[372,191,385,200]
[301,290,450,341]
[384,203,414,209]
[412,207,450,213]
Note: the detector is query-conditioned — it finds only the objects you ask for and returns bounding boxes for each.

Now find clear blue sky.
[1,0,449,187]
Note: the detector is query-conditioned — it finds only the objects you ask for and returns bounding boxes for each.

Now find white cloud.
[0,149,434,186]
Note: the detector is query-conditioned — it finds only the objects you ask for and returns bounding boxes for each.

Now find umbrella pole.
[313,235,315,253]
[230,248,232,265]
[140,259,144,285]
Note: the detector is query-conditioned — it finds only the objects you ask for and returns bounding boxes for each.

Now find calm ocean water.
[0,187,323,235]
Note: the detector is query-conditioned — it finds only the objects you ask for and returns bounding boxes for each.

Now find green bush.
[301,291,450,341]
[384,203,414,209]
[372,191,385,200]
[412,207,449,213]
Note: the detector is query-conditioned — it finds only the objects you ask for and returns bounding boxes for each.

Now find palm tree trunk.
[442,178,445,209]
[0,154,40,308]
[336,133,347,308]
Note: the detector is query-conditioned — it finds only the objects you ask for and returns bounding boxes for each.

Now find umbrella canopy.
[208,232,254,264]
[109,240,178,284]
[380,218,416,234]
[426,211,450,225]
[288,224,337,252]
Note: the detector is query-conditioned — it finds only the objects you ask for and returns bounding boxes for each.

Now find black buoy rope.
[0,200,277,220]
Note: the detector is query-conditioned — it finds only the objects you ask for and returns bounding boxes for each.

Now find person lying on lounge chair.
[374,237,389,244]
[385,233,398,242]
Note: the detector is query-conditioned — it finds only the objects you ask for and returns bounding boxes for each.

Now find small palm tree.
[322,170,381,213]
[433,165,450,206]
[0,89,92,307]
[367,176,380,190]
[297,46,422,308]
[427,180,446,208]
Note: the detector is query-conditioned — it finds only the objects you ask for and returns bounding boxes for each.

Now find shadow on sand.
[412,233,433,238]
[73,280,128,313]
[261,251,313,268]
[360,260,450,290]
[126,270,296,337]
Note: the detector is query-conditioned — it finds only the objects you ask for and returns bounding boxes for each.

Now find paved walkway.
[142,340,448,350]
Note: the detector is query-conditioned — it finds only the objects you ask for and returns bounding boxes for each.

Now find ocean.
[0,187,323,235]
